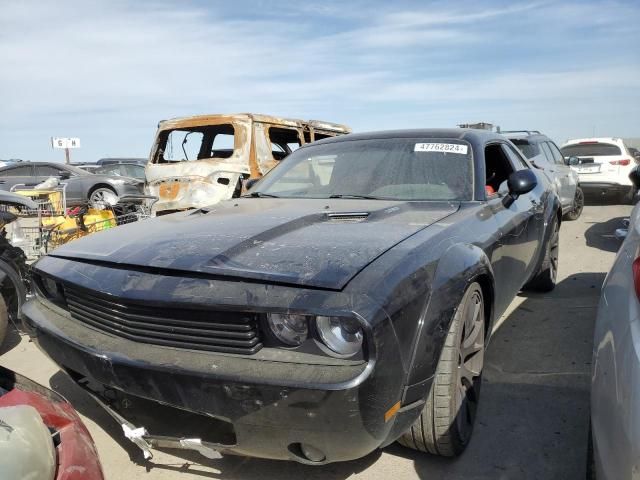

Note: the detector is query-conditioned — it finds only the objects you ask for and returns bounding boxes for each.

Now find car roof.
[503,131,551,143]
[563,137,624,146]
[0,161,63,169]
[97,158,147,165]
[306,128,505,148]
[157,113,351,134]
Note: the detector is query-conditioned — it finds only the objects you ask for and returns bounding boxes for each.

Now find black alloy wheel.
[399,283,485,456]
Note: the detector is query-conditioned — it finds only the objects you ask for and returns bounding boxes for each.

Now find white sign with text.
[51,137,81,149]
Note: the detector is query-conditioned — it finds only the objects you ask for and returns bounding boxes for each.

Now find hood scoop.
[326,212,370,223]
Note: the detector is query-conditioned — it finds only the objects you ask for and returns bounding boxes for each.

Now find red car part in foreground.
[0,365,104,480]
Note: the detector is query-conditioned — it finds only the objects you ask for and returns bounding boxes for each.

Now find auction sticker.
[414,143,468,154]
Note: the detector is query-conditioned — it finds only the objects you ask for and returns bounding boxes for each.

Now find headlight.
[316,316,363,357]
[34,274,66,308]
[267,313,308,346]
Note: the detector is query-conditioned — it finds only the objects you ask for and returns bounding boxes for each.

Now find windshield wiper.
[328,194,383,200]
[242,192,280,198]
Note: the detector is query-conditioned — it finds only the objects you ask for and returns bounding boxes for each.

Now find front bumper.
[114,182,145,198]
[578,181,633,196]
[22,275,423,463]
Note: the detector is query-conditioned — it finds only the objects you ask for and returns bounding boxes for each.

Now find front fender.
[526,190,561,285]
[401,242,494,404]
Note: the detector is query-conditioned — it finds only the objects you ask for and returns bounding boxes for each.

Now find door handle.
[0,180,5,185]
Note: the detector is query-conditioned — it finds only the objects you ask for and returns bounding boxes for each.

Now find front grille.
[63,286,262,355]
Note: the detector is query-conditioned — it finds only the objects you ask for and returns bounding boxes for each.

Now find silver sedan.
[592,203,640,479]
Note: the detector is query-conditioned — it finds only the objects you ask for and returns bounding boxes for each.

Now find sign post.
[51,137,81,164]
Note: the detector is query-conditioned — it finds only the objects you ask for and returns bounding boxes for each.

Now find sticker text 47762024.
[414,143,468,155]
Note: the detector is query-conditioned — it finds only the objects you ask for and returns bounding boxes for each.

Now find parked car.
[93,162,145,180]
[0,162,144,207]
[96,157,147,166]
[505,130,583,220]
[72,164,101,173]
[591,195,640,479]
[23,129,561,464]
[146,113,351,214]
[561,137,637,203]
[0,365,104,479]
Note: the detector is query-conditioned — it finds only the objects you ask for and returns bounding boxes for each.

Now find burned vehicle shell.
[23,129,560,464]
[145,113,350,214]
[0,191,37,346]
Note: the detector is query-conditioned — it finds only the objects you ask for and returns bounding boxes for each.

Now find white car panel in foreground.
[592,203,640,479]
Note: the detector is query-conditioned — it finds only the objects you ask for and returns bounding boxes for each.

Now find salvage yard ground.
[0,204,630,479]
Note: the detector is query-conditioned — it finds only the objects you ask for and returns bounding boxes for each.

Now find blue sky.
[1,0,639,162]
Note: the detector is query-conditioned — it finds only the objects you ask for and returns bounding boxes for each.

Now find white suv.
[561,137,637,203]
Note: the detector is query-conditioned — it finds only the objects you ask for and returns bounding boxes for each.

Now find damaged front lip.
[76,379,223,461]
[22,259,411,463]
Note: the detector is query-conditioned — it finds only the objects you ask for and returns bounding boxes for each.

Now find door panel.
[488,192,539,314]
[547,141,575,208]
[485,143,543,314]
[0,165,36,190]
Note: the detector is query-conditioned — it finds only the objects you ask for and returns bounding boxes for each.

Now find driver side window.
[484,143,515,196]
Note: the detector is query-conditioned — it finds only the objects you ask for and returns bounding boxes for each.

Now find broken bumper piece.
[22,298,422,464]
[76,379,222,461]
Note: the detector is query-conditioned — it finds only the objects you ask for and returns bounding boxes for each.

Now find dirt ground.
[0,204,631,479]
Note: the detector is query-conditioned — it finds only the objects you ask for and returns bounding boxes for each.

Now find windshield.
[64,164,91,176]
[561,143,621,157]
[154,124,235,163]
[252,138,473,201]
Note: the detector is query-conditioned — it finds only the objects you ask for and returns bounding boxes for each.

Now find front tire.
[621,186,638,205]
[564,187,583,221]
[398,283,485,456]
[89,187,119,209]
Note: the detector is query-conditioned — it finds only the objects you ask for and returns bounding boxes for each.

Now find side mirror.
[502,169,537,208]
[244,177,259,191]
[58,171,71,180]
[567,156,579,166]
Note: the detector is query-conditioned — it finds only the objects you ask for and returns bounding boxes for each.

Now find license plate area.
[575,164,601,174]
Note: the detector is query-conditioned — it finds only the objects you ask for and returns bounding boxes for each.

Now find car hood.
[50,198,459,290]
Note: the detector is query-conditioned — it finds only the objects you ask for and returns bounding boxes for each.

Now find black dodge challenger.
[23,129,560,464]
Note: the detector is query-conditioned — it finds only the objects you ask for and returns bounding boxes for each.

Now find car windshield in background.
[156,124,235,163]
[63,165,91,176]
[510,139,540,159]
[561,143,621,157]
[253,138,473,201]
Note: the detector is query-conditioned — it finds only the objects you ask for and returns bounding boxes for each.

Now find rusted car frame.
[145,113,350,214]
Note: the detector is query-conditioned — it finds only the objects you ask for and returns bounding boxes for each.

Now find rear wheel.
[526,216,559,292]
[620,187,638,205]
[564,187,583,221]
[398,283,485,456]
